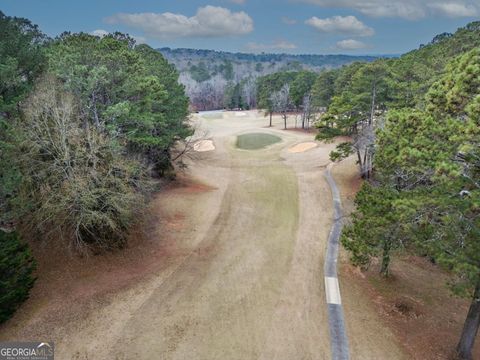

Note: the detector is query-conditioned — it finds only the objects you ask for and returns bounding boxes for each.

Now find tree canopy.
[339,34,480,359]
[1,20,192,251]
[47,32,191,174]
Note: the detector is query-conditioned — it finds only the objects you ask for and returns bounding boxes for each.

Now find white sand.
[194,140,215,152]
[288,142,318,153]
[235,112,247,117]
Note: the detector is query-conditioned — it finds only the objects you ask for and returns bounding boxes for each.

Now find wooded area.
[311,22,480,359]
[159,47,377,111]
[0,11,191,322]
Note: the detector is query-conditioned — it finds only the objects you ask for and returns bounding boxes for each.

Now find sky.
[2,0,479,55]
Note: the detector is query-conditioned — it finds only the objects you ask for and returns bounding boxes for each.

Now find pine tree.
[0,231,36,323]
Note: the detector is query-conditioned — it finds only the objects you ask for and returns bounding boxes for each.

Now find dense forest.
[158,47,378,111]
[0,11,191,322]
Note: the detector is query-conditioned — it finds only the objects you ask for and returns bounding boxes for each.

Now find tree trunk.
[366,152,372,179]
[269,112,272,127]
[356,149,364,178]
[92,92,100,128]
[457,280,480,359]
[361,148,368,178]
[380,237,392,277]
[283,114,287,130]
[369,81,376,126]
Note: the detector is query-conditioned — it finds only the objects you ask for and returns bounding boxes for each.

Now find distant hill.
[157,47,379,73]
[156,48,380,110]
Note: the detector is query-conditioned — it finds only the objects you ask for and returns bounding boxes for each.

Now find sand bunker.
[235,112,247,117]
[288,142,317,153]
[194,140,215,152]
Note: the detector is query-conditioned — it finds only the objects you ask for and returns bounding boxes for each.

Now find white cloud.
[336,39,370,50]
[281,16,297,25]
[296,0,478,20]
[90,29,147,44]
[246,40,298,52]
[428,2,477,17]
[105,6,254,39]
[298,0,425,19]
[91,29,109,37]
[305,15,374,36]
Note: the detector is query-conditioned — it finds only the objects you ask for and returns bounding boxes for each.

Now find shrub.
[16,76,150,252]
[0,230,36,323]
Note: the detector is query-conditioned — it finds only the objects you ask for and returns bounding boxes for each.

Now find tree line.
[159,46,377,66]
[0,12,191,322]
[256,70,325,129]
[308,21,479,359]
[159,47,378,112]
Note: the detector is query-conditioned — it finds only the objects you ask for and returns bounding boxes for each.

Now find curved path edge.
[324,163,350,360]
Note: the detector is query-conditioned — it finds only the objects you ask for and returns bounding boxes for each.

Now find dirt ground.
[0,110,464,360]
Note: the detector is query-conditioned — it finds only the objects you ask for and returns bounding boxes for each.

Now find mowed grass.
[236,133,281,150]
[200,112,224,120]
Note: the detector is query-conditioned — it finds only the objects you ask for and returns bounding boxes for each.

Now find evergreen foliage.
[0,11,47,226]
[337,28,480,358]
[0,15,191,252]
[0,230,36,324]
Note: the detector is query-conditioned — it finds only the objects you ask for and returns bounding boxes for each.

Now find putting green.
[236,133,282,150]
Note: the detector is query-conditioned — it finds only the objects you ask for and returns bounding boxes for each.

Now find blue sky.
[2,0,478,55]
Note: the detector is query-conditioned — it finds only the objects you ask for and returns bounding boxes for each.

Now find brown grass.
[0,176,213,340]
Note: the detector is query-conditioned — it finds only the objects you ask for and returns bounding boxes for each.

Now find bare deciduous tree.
[301,92,313,130]
[242,76,257,109]
[17,75,150,253]
[270,84,291,129]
